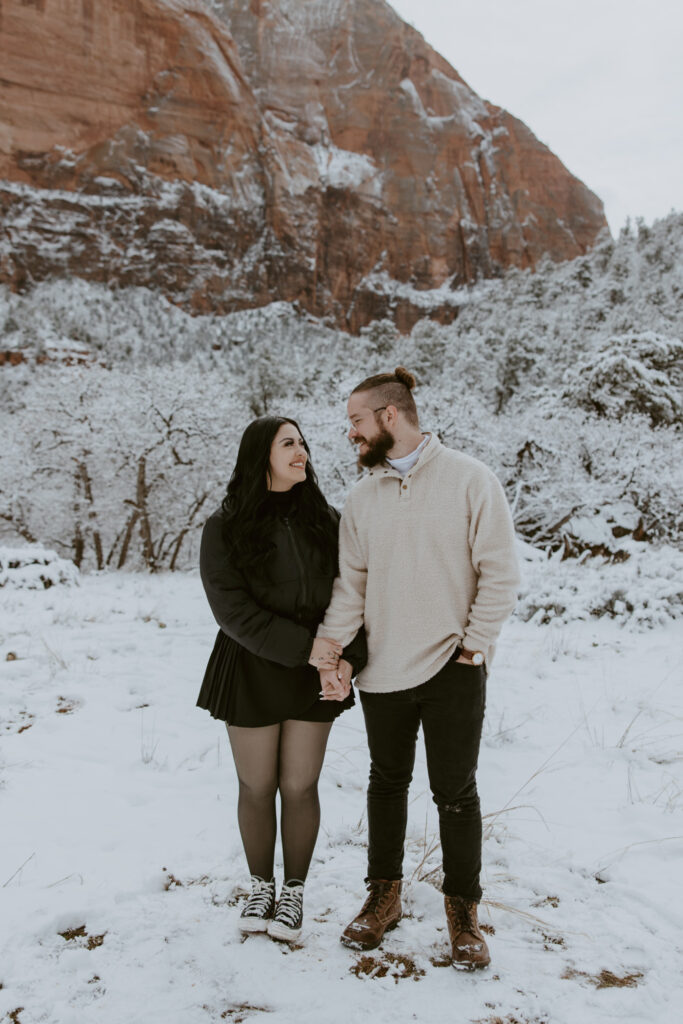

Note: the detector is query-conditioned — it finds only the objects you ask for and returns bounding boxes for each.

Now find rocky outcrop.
[0,0,608,331]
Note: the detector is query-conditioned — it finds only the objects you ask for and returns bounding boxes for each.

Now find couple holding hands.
[198,367,519,971]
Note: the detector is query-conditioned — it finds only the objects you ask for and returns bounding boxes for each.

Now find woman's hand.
[319,660,353,701]
[308,637,343,670]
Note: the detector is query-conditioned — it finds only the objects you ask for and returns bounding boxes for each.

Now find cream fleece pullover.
[318,433,520,693]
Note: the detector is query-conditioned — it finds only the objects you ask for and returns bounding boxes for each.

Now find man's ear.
[385,404,399,424]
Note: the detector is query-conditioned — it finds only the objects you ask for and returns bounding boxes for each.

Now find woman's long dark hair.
[221,416,337,569]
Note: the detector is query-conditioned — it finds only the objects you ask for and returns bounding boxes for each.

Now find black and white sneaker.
[267,880,304,942]
[239,875,276,933]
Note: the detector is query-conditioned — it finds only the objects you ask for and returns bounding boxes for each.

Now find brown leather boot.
[340,879,402,950]
[444,894,491,970]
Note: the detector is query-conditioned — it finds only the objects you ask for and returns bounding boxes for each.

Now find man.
[318,367,520,970]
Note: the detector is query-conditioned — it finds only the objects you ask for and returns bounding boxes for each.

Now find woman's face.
[268,423,308,491]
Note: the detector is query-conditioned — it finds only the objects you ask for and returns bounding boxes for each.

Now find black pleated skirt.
[197,630,354,727]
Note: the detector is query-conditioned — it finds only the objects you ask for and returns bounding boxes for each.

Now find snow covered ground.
[1,571,681,1024]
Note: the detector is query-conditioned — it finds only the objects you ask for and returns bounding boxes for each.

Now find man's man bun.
[394,367,416,390]
[350,367,420,426]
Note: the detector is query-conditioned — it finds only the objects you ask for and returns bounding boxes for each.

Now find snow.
[92,177,126,189]
[400,75,487,137]
[191,15,248,106]
[147,219,196,242]
[263,109,299,133]
[278,0,349,34]
[517,541,683,628]
[399,76,424,109]
[356,269,469,309]
[430,69,488,134]
[312,144,382,197]
[1,570,681,1023]
[0,171,263,219]
[0,545,80,591]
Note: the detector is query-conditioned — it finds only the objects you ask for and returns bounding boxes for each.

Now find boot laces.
[243,876,274,917]
[274,882,304,927]
[361,881,395,917]
[447,896,477,936]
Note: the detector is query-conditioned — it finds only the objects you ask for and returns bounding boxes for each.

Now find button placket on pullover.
[374,465,414,501]
[400,471,414,499]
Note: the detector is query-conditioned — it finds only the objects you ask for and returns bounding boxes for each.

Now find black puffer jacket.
[200,499,366,672]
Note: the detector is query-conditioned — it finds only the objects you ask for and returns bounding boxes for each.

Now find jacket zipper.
[283,517,309,613]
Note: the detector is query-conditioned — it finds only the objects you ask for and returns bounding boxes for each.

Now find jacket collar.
[368,431,442,479]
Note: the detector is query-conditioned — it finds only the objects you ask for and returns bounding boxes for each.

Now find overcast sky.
[389,0,682,233]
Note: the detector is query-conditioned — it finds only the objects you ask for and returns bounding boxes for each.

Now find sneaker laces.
[243,876,274,917]
[274,882,304,927]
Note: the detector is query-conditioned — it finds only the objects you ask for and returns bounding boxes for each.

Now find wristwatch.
[459,648,485,666]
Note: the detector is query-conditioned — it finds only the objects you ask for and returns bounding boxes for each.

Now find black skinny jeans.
[359,654,486,901]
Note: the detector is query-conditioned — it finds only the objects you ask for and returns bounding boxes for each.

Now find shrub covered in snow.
[515,540,683,629]
[563,332,683,425]
[0,546,79,589]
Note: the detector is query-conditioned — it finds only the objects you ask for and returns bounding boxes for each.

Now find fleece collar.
[368,431,442,480]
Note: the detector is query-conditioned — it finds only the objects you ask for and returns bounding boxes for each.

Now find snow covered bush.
[499,406,683,552]
[563,332,683,425]
[0,545,79,589]
[516,541,683,628]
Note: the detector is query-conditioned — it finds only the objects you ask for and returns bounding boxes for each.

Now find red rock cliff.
[0,0,608,331]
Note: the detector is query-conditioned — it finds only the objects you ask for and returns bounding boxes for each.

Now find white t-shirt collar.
[385,434,430,478]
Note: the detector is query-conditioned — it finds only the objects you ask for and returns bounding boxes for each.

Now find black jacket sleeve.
[200,515,314,668]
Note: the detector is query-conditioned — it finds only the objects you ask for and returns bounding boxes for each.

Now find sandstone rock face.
[0,0,608,331]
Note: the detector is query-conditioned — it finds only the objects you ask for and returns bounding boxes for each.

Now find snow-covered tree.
[2,210,682,567]
[563,332,683,425]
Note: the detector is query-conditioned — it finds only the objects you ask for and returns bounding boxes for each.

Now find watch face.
[472,652,484,666]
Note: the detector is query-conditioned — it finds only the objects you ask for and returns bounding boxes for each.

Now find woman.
[197,416,365,943]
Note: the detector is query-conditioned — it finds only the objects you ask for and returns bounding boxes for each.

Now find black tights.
[226,719,334,882]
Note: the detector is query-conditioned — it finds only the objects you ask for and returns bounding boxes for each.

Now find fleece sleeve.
[317,497,368,647]
[462,470,521,655]
[341,625,368,676]
[200,516,314,667]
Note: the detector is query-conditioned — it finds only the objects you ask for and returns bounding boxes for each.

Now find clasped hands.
[308,636,352,701]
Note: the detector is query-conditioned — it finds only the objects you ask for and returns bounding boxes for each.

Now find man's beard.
[355,427,395,468]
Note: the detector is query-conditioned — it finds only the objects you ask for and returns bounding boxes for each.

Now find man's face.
[347,393,395,468]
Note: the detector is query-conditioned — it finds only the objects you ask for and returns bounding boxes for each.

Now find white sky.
[389,0,683,233]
